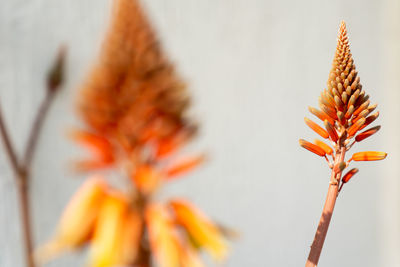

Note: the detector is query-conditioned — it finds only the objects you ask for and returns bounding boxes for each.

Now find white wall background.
[0,0,399,266]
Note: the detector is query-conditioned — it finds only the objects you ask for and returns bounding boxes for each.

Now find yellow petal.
[88,193,141,267]
[146,204,180,267]
[35,177,107,264]
[116,209,142,264]
[169,199,228,261]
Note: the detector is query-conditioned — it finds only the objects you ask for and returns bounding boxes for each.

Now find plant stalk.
[135,192,152,267]
[305,147,346,267]
[0,47,63,267]
[16,169,35,267]
[0,90,57,267]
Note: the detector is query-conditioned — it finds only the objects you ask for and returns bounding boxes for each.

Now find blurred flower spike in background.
[35,0,233,266]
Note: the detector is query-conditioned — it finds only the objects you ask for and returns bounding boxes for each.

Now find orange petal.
[341,92,348,104]
[165,155,205,179]
[337,111,345,125]
[342,168,359,183]
[308,106,334,125]
[347,117,366,137]
[132,165,161,195]
[299,139,326,157]
[70,130,114,170]
[35,177,108,264]
[146,204,180,267]
[355,125,381,142]
[304,118,329,139]
[156,126,197,159]
[345,105,355,119]
[169,199,228,261]
[320,103,338,119]
[353,100,370,117]
[359,111,379,130]
[156,136,181,158]
[314,139,333,155]
[334,95,345,111]
[320,93,335,109]
[351,151,387,161]
[324,120,339,143]
[368,103,377,114]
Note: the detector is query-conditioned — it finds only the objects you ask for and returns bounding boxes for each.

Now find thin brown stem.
[0,72,60,267]
[23,91,55,168]
[0,47,64,267]
[16,170,35,267]
[135,192,152,267]
[305,147,346,267]
[137,226,151,267]
[0,105,20,173]
[0,105,36,267]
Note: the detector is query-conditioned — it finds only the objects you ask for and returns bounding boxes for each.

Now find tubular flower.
[39,0,232,266]
[165,155,205,179]
[35,177,108,263]
[351,151,387,162]
[299,21,386,189]
[169,199,228,261]
[342,168,359,184]
[299,139,326,157]
[69,130,115,171]
[314,139,333,155]
[146,204,181,267]
[304,117,329,139]
[88,194,142,267]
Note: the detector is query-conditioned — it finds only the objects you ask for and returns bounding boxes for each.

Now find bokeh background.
[1,0,400,266]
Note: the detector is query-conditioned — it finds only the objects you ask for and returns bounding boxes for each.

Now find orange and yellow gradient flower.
[299,21,387,190]
[36,0,232,266]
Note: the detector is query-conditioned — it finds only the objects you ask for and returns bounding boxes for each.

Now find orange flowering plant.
[300,22,387,267]
[36,0,233,266]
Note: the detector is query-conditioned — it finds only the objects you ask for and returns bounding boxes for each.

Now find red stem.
[305,147,346,267]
